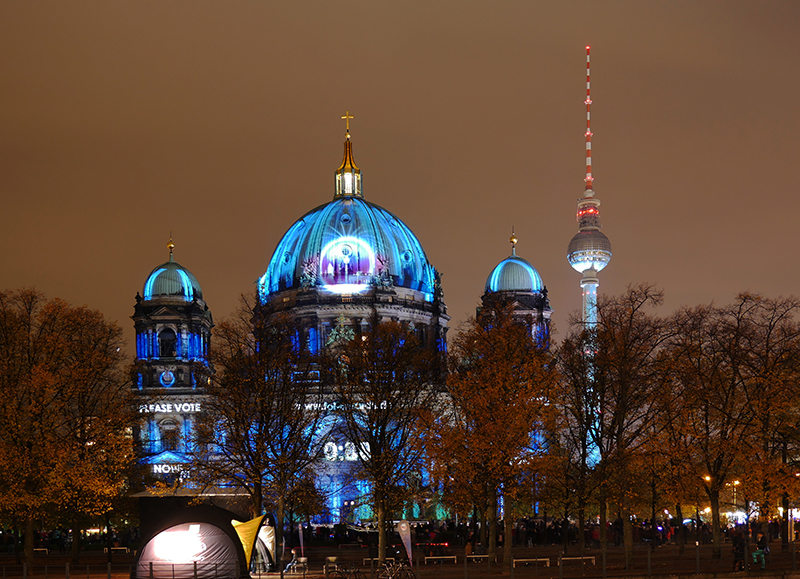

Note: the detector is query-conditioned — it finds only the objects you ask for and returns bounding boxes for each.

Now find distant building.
[130,115,569,524]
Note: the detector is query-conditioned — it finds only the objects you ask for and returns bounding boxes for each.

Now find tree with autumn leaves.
[0,289,134,563]
[554,287,800,564]
[656,294,800,558]
[429,295,555,570]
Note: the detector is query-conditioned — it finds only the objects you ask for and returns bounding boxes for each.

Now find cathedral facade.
[132,121,552,521]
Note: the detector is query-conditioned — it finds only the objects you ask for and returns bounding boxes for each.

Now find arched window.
[159,328,177,358]
[159,419,180,451]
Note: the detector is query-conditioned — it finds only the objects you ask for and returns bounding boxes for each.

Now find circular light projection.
[136,521,240,579]
[159,370,176,387]
[320,235,376,294]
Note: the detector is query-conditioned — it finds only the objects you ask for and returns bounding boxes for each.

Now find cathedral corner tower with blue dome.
[132,239,213,477]
[483,231,552,344]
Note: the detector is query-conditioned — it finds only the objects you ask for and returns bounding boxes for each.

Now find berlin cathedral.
[131,114,553,522]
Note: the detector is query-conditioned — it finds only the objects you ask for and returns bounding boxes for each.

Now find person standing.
[752,532,768,570]
[732,530,745,571]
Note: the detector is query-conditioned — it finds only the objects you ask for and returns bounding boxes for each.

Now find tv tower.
[567,46,612,325]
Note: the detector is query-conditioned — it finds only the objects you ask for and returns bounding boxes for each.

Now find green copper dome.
[485,254,544,293]
[143,255,203,301]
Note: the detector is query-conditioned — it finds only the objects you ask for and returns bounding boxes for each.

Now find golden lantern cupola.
[334,110,362,198]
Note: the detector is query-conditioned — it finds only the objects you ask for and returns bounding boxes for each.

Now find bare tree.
[553,328,600,553]
[192,296,324,559]
[662,294,800,558]
[558,284,669,567]
[323,315,437,562]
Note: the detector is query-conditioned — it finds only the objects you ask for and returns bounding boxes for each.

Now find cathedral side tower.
[483,231,552,344]
[132,239,213,475]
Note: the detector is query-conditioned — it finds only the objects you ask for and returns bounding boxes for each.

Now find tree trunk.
[377,497,387,562]
[24,517,34,565]
[599,490,608,560]
[650,483,657,547]
[695,506,701,544]
[287,508,295,550]
[562,485,571,556]
[471,504,478,550]
[12,522,21,565]
[783,492,790,552]
[275,494,286,568]
[676,504,685,555]
[106,512,113,564]
[783,442,790,552]
[487,491,497,566]
[711,489,722,559]
[577,443,588,553]
[71,516,81,564]
[503,515,513,570]
[540,505,546,546]
[252,481,263,518]
[480,507,488,551]
[622,497,633,569]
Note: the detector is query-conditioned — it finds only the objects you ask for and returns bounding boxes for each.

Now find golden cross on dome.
[341,110,354,133]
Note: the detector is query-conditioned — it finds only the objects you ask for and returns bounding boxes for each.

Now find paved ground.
[263,542,800,578]
[4,542,800,579]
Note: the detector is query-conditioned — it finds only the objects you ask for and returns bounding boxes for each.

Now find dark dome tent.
[132,505,272,579]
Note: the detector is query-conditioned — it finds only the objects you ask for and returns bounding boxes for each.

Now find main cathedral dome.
[258,128,436,303]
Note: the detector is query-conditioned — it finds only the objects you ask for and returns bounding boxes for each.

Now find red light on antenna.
[586,45,591,50]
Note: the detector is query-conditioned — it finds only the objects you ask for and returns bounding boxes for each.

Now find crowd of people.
[0,527,138,555]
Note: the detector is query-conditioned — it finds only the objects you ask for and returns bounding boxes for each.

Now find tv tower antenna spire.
[585,45,594,197]
[567,46,612,325]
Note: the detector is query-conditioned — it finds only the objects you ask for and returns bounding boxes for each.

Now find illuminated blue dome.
[259,196,436,302]
[143,254,203,301]
[485,253,544,293]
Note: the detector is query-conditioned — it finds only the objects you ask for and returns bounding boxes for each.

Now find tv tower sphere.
[568,228,612,274]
